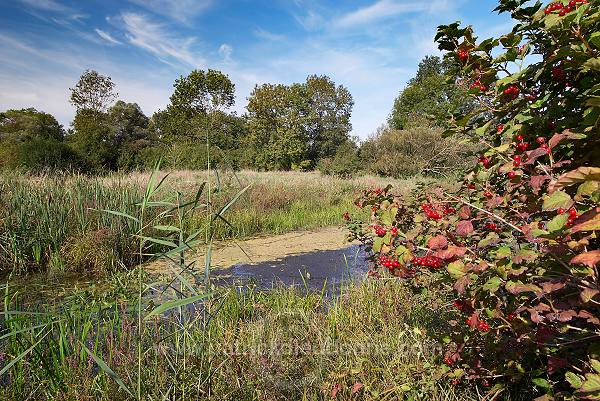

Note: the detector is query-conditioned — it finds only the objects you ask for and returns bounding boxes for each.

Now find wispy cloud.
[218,44,233,64]
[121,12,205,68]
[254,28,286,42]
[334,0,426,29]
[95,29,122,45]
[128,0,212,23]
[19,0,70,13]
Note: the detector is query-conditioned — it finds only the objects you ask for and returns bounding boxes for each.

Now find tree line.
[0,55,476,176]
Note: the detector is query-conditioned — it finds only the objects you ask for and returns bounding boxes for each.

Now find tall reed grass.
[0,170,431,276]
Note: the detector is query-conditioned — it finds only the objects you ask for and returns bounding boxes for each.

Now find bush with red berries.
[346,1,600,398]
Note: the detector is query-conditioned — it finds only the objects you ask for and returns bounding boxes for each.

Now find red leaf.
[455,220,474,237]
[459,205,471,219]
[436,245,467,260]
[454,275,471,294]
[540,280,566,294]
[331,383,342,398]
[547,356,569,375]
[351,382,364,394]
[530,175,551,191]
[428,235,448,250]
[570,250,600,268]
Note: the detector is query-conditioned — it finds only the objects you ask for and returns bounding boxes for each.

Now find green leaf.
[583,58,600,73]
[373,236,384,253]
[99,209,140,224]
[447,261,466,279]
[542,190,573,211]
[145,292,213,320]
[547,214,568,232]
[592,360,600,374]
[483,276,503,293]
[532,378,552,389]
[383,231,392,246]
[566,372,583,389]
[80,341,134,397]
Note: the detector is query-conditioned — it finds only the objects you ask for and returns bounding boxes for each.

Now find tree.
[304,75,354,160]
[0,108,75,170]
[245,83,310,170]
[69,70,117,113]
[388,56,469,130]
[107,101,155,170]
[170,69,235,116]
[244,75,354,169]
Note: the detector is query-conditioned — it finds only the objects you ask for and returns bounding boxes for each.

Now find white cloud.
[128,0,212,23]
[334,0,424,28]
[19,0,70,13]
[218,44,233,64]
[295,10,324,31]
[254,28,286,42]
[121,12,205,68]
[95,29,122,45]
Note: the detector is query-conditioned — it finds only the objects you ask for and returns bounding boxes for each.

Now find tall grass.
[1,276,508,401]
[0,170,431,276]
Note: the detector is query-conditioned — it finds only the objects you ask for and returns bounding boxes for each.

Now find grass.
[0,170,434,276]
[0,276,490,401]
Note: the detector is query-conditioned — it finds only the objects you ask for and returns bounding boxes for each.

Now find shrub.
[318,140,360,177]
[347,0,600,398]
[360,118,479,178]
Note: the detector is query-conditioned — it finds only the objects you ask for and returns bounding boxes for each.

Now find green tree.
[245,83,308,170]
[107,101,155,170]
[304,75,354,160]
[69,70,117,113]
[245,75,354,169]
[0,108,75,170]
[388,56,469,129]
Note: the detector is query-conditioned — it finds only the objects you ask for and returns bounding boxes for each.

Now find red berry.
[484,191,493,198]
[557,208,566,215]
[536,137,546,144]
[508,171,516,179]
[516,135,524,141]
[497,124,504,133]
[569,208,578,217]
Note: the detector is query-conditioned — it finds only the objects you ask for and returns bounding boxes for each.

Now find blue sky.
[0,0,513,139]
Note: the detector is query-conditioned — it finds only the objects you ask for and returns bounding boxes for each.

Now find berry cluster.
[470,80,487,91]
[373,226,387,236]
[378,255,401,270]
[412,255,444,269]
[465,315,490,332]
[421,203,442,219]
[478,155,491,169]
[513,154,522,167]
[544,0,588,16]
[484,222,498,231]
[457,49,469,61]
[515,134,529,152]
[503,85,520,99]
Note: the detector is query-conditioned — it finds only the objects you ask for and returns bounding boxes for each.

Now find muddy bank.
[146,226,371,291]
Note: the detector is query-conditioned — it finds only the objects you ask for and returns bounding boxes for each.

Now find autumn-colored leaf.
[458,205,471,219]
[455,220,474,237]
[351,382,364,394]
[542,190,573,211]
[331,383,342,398]
[549,167,600,193]
[530,175,551,191]
[571,210,600,233]
[581,288,600,303]
[428,234,448,250]
[570,250,600,268]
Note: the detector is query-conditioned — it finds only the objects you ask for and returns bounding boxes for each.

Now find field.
[0,170,481,401]
[0,170,429,277]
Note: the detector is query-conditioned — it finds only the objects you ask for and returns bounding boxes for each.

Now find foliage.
[360,117,479,178]
[348,0,600,398]
[245,75,354,170]
[388,56,472,130]
[0,108,76,170]
[318,139,361,177]
[69,69,117,113]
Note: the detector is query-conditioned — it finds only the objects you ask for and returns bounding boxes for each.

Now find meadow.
[0,170,428,278]
[0,169,494,401]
